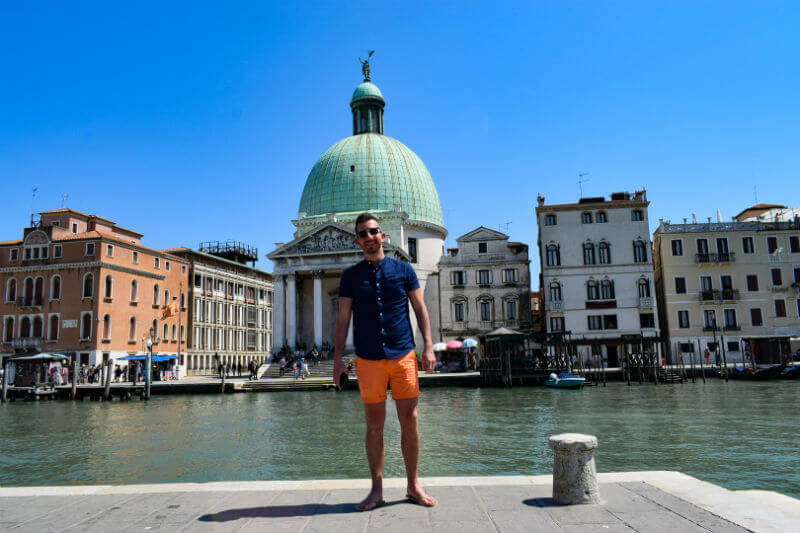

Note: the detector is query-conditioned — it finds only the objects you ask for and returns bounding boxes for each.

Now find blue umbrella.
[462,338,478,348]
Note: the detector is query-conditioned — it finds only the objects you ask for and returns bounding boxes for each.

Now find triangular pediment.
[457,226,509,242]
[268,223,360,259]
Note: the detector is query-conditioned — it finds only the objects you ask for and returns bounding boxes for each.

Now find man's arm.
[333,296,353,389]
[408,288,436,373]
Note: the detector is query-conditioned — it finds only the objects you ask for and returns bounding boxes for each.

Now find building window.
[106,244,114,257]
[790,236,800,253]
[750,308,763,326]
[587,315,602,330]
[583,242,596,265]
[153,284,160,305]
[53,245,62,258]
[154,257,161,269]
[103,314,112,340]
[478,242,487,254]
[194,274,201,287]
[181,265,187,274]
[546,244,560,266]
[407,238,417,263]
[450,271,465,286]
[3,317,14,342]
[586,280,599,300]
[164,290,171,307]
[640,313,655,328]
[767,237,778,254]
[704,310,717,329]
[742,237,754,254]
[697,239,709,255]
[545,214,557,226]
[104,275,113,299]
[48,315,59,340]
[794,268,800,284]
[633,240,647,263]
[638,279,651,298]
[165,261,171,272]
[596,211,607,223]
[673,276,686,294]
[477,270,492,285]
[582,212,593,224]
[598,242,611,264]
[81,312,92,340]
[600,279,615,300]
[771,269,782,286]
[724,309,737,328]
[6,278,17,302]
[454,301,465,322]
[133,251,139,264]
[130,280,139,302]
[480,300,492,321]
[671,240,683,256]
[550,317,565,332]
[10,248,19,261]
[603,315,618,329]
[85,243,95,256]
[632,210,643,221]
[82,273,93,298]
[720,275,733,291]
[727,341,740,352]
[549,282,562,302]
[502,268,518,283]
[129,317,137,341]
[746,275,759,292]
[163,323,169,341]
[775,299,786,318]
[716,238,729,256]
[678,310,690,328]
[505,300,517,320]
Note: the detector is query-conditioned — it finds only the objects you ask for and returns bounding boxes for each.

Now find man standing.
[335,213,437,511]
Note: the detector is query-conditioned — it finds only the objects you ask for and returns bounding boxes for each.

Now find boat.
[726,364,785,381]
[781,363,800,380]
[545,372,586,389]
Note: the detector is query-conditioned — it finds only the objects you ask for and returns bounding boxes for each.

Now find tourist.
[334,213,437,511]
[114,365,122,382]
[279,356,287,377]
[122,365,128,382]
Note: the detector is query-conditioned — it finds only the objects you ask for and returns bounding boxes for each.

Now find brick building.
[1,209,188,368]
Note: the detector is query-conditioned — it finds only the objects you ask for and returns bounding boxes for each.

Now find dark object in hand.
[338,372,349,390]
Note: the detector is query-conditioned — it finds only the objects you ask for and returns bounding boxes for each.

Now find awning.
[119,355,178,362]
[9,353,70,361]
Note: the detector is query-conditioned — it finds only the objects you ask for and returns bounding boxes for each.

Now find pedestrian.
[279,356,286,377]
[334,213,437,511]
[122,365,128,382]
[114,365,121,383]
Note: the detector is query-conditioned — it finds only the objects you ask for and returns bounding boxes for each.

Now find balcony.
[639,297,654,308]
[702,326,720,332]
[720,289,740,301]
[695,252,736,264]
[723,325,742,332]
[11,337,44,349]
[699,290,718,302]
[549,301,563,312]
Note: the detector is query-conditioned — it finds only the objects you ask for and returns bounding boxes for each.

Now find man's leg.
[395,398,436,506]
[361,401,386,509]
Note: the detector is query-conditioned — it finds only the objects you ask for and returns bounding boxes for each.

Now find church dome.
[298,79,444,227]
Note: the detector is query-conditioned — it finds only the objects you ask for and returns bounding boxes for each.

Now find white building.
[536,190,660,366]
[437,227,531,341]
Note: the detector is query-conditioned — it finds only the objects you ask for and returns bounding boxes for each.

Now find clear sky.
[2,2,798,282]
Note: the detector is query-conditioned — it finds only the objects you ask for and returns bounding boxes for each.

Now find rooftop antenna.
[578,173,589,197]
[754,185,758,204]
[498,221,512,233]
[61,194,68,208]
[30,186,38,226]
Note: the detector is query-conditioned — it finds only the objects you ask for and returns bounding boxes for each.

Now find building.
[1,209,188,368]
[735,203,800,223]
[268,64,446,350]
[536,191,660,366]
[653,211,800,364]
[166,243,273,374]
[437,227,531,341]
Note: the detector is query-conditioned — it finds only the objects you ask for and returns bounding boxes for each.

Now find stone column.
[312,270,324,348]
[286,273,297,349]
[273,275,285,349]
[549,433,600,505]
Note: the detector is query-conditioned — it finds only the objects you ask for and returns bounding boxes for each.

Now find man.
[335,213,437,511]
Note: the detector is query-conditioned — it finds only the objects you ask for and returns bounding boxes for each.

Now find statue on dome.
[359,50,374,82]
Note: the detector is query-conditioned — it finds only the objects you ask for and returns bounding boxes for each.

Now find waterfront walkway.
[1,472,798,532]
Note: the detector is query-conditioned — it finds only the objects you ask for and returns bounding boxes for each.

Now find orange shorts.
[355,351,419,403]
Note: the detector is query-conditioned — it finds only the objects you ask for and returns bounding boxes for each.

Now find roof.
[734,203,786,219]
[0,239,23,246]
[536,199,648,213]
[165,247,272,278]
[351,82,384,104]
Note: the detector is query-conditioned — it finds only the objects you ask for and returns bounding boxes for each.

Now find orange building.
[0,209,188,369]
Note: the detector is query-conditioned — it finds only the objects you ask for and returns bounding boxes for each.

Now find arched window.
[583,242,596,265]
[104,274,114,299]
[164,289,170,307]
[633,240,647,263]
[549,282,562,302]
[48,315,59,340]
[34,277,44,305]
[638,278,651,298]
[152,319,158,339]
[81,313,92,339]
[163,323,168,341]
[587,280,599,300]
[597,211,608,223]
[24,277,34,305]
[130,280,139,302]
[6,278,16,302]
[601,280,615,300]
[50,276,61,300]
[103,314,112,340]
[598,242,611,264]
[129,317,137,341]
[582,212,593,224]
[153,284,160,306]
[180,292,186,309]
[4,316,14,342]
[632,209,644,221]
[83,273,94,298]
[20,316,31,337]
[546,244,560,266]
[32,316,43,338]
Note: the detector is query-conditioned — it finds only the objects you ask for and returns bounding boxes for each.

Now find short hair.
[354,213,379,233]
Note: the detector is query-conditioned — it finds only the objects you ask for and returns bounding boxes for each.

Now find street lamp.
[145,326,155,399]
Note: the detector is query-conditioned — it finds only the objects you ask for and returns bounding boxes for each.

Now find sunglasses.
[357,227,382,238]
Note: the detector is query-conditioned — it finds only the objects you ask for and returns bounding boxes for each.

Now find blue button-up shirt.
[339,256,420,360]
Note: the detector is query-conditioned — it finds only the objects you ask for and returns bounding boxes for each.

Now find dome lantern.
[351,82,385,135]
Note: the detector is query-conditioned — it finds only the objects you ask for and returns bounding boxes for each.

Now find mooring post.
[549,433,601,505]
[103,362,112,401]
[71,358,79,400]
[1,360,9,402]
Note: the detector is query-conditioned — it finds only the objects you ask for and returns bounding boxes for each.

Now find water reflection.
[1,382,798,497]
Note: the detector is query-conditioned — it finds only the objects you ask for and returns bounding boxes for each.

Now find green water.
[1,381,798,498]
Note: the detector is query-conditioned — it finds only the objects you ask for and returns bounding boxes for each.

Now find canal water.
[1,381,798,498]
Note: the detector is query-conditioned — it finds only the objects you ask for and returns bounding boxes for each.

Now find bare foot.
[356,490,386,511]
[406,486,437,507]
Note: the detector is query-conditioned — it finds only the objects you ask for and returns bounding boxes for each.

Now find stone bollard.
[549,433,600,505]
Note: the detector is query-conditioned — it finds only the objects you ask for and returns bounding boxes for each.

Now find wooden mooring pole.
[1,360,9,402]
[103,362,112,401]
[71,358,79,400]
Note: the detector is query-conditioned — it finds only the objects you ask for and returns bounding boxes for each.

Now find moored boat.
[781,363,800,379]
[545,372,586,389]
[726,364,785,381]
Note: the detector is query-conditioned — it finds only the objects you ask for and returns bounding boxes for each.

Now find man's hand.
[421,345,436,373]
[333,358,347,390]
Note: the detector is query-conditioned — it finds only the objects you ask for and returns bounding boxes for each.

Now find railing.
[699,290,717,301]
[549,301,563,312]
[695,252,736,264]
[702,326,719,332]
[639,297,654,308]
[720,289,739,300]
[11,337,44,349]
[723,325,741,331]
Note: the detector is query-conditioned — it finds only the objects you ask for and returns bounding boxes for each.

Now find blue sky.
[2,2,798,282]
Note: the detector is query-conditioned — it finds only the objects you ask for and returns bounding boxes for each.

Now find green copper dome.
[299,133,444,226]
[351,82,384,103]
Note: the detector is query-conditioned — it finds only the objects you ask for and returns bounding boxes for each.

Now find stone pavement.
[1,472,798,532]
